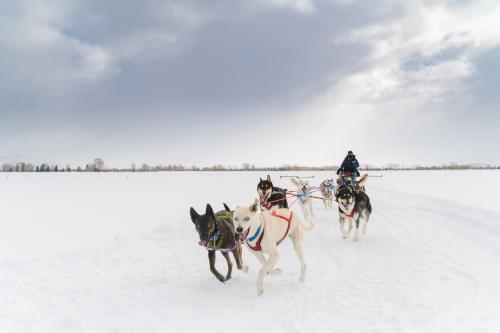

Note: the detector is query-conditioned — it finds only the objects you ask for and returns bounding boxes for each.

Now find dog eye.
[234,217,239,221]
[244,217,249,222]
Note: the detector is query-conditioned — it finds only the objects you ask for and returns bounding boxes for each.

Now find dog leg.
[292,231,307,282]
[339,218,347,239]
[254,252,267,266]
[222,251,233,281]
[254,252,282,275]
[362,215,370,235]
[301,205,308,221]
[257,251,279,296]
[353,218,360,241]
[233,246,248,272]
[346,220,353,236]
[208,251,226,282]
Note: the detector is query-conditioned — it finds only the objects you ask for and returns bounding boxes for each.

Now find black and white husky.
[336,174,372,241]
[257,175,288,210]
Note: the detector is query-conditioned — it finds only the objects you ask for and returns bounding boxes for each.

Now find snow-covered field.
[1,170,499,332]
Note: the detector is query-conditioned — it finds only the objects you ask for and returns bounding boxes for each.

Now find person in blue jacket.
[337,151,360,186]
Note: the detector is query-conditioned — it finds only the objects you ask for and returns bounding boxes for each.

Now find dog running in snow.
[336,174,372,241]
[189,203,248,282]
[257,175,288,211]
[320,178,335,209]
[290,177,315,221]
[233,199,314,296]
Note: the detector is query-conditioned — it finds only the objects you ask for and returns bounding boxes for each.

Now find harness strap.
[247,211,293,251]
[247,230,264,251]
[272,211,293,246]
[247,216,265,252]
[339,206,355,218]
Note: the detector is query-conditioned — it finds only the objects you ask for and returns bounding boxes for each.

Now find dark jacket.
[337,156,360,176]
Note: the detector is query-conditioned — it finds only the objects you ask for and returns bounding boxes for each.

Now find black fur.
[257,175,288,209]
[337,185,372,230]
[189,203,244,283]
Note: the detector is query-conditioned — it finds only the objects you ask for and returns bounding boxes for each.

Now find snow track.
[1,171,499,332]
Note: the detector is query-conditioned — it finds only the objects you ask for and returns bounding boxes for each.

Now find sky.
[1,0,499,168]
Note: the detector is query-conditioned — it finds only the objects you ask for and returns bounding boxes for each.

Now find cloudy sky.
[1,0,499,167]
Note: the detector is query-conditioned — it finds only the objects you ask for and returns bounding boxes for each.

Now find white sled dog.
[233,199,314,296]
[290,178,315,221]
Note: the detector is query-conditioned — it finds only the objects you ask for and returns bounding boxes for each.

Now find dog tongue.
[198,240,206,246]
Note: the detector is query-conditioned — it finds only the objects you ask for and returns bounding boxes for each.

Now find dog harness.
[246,211,293,252]
[339,206,355,218]
[259,192,273,210]
[260,199,272,210]
[206,229,225,250]
[297,192,307,204]
[204,212,240,253]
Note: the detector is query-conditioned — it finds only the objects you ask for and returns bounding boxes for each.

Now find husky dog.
[257,175,288,210]
[233,199,314,296]
[320,178,335,209]
[336,174,372,241]
[290,178,314,221]
[189,204,248,282]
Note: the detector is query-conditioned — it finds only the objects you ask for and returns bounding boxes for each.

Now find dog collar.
[339,204,355,218]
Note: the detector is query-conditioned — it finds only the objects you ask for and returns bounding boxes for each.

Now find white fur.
[290,178,315,221]
[233,199,314,296]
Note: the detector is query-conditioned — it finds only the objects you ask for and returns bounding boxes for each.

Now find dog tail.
[357,173,368,187]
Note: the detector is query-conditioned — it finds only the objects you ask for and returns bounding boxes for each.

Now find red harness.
[340,206,355,218]
[246,211,293,252]
[261,201,272,210]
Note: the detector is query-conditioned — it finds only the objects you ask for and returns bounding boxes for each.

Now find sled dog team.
[189,175,372,296]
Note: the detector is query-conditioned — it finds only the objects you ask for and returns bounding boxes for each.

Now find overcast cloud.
[1,0,499,167]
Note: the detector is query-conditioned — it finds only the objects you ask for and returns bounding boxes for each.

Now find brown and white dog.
[233,199,314,296]
[320,178,335,209]
[336,174,372,241]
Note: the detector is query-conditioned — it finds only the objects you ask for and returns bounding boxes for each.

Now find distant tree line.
[1,158,105,172]
[1,160,498,172]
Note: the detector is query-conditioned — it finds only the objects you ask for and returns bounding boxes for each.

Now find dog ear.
[357,173,368,187]
[249,198,259,212]
[267,175,271,182]
[206,204,215,218]
[290,178,300,187]
[259,177,263,182]
[223,203,231,212]
[190,207,199,223]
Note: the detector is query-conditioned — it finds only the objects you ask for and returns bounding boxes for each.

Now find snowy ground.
[1,170,499,332]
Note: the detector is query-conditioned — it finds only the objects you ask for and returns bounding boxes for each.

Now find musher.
[336,150,360,187]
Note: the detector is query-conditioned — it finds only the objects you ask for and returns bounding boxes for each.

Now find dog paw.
[240,265,249,273]
[270,268,283,276]
[257,285,264,296]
